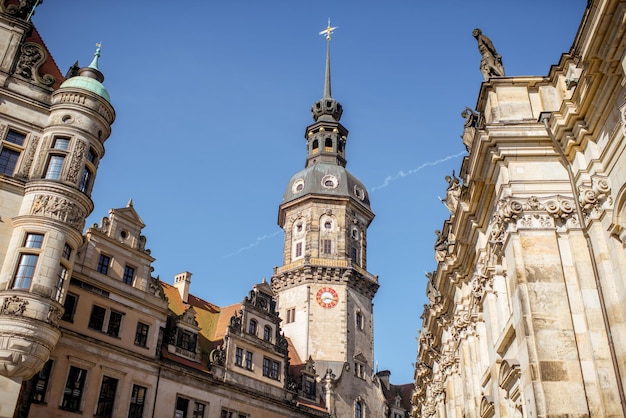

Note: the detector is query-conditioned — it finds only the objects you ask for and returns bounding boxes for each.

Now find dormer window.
[176,329,197,352]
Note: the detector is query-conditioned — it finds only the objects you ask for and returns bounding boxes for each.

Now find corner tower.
[271,22,381,417]
[0,7,115,411]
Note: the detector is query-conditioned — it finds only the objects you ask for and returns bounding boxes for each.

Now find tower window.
[356,311,364,330]
[286,308,295,323]
[87,148,97,163]
[44,155,65,180]
[53,137,70,150]
[12,254,38,289]
[322,239,332,255]
[54,264,68,301]
[355,401,363,418]
[79,166,92,192]
[312,139,319,153]
[295,242,302,258]
[25,233,44,248]
[351,246,359,263]
[324,137,333,152]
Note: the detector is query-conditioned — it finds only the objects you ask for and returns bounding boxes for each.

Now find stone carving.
[15,134,38,179]
[461,107,480,150]
[442,170,462,213]
[33,135,50,176]
[148,277,165,299]
[5,0,41,20]
[472,28,505,80]
[578,176,612,219]
[489,195,579,244]
[434,229,448,259]
[31,194,86,230]
[47,306,62,325]
[67,140,87,183]
[15,42,55,86]
[209,345,225,366]
[229,311,242,333]
[1,296,28,315]
[450,309,475,340]
[179,307,198,326]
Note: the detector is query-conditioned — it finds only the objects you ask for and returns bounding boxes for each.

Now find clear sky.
[33,1,587,384]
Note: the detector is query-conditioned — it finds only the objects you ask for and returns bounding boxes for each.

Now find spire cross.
[319,18,338,41]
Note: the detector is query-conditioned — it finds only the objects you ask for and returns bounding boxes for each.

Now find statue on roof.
[472,28,505,80]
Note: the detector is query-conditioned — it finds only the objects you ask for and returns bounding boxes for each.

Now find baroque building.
[414,0,626,417]
[0,3,412,418]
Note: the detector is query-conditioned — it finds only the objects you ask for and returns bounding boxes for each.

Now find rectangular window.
[63,243,72,260]
[351,246,358,263]
[25,233,44,248]
[322,239,332,254]
[221,410,247,418]
[62,293,78,322]
[134,322,149,347]
[97,254,110,275]
[0,148,20,175]
[175,396,189,418]
[245,351,253,370]
[286,308,295,324]
[107,310,123,337]
[95,375,118,417]
[304,378,316,399]
[235,347,243,367]
[87,148,97,163]
[295,241,302,257]
[79,167,92,192]
[6,130,26,146]
[128,384,147,418]
[262,358,280,380]
[12,253,38,289]
[53,137,70,150]
[44,155,65,180]
[123,265,135,285]
[61,366,86,412]
[30,359,53,403]
[192,402,205,418]
[176,329,197,352]
[88,305,106,331]
[54,264,68,301]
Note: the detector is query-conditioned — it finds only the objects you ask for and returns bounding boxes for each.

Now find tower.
[0,4,115,415]
[271,23,383,417]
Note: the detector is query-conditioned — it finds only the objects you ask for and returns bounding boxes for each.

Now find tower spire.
[319,18,337,99]
[312,19,342,122]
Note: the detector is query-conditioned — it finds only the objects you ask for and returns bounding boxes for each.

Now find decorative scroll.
[15,42,55,86]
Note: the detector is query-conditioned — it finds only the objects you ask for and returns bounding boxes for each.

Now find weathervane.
[319,18,338,41]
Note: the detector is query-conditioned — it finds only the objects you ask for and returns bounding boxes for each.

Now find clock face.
[316,287,338,308]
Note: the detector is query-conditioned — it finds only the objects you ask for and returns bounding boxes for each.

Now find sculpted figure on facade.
[442,170,462,213]
[434,229,448,260]
[461,106,479,150]
[472,28,505,80]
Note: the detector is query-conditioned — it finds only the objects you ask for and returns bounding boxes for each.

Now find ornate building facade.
[414,0,626,416]
[0,3,412,418]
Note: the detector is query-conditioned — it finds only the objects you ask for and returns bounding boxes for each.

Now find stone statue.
[443,170,462,213]
[461,107,479,150]
[472,28,505,80]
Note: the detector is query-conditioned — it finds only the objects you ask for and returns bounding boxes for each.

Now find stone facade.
[413,1,626,417]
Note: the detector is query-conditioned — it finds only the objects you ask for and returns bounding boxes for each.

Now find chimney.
[376,369,391,390]
[174,271,192,303]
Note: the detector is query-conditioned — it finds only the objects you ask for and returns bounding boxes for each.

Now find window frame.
[61,365,87,412]
[95,375,118,418]
[244,351,253,370]
[322,239,332,255]
[248,319,257,336]
[263,325,272,342]
[30,359,53,403]
[44,154,65,180]
[134,322,150,347]
[128,384,147,418]
[97,254,111,275]
[62,292,79,322]
[0,129,26,176]
[106,310,124,337]
[123,265,136,285]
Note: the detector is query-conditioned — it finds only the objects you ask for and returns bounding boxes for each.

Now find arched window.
[249,319,257,336]
[263,325,272,342]
[312,139,319,153]
[324,137,333,152]
[355,401,363,418]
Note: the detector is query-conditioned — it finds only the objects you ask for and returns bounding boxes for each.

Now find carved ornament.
[15,42,55,86]
[30,194,86,230]
[1,296,28,315]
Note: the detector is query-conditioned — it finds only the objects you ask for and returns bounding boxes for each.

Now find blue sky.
[33,1,587,384]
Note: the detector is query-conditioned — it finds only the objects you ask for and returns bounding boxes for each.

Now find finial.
[318,18,338,41]
[88,42,102,70]
[127,198,133,207]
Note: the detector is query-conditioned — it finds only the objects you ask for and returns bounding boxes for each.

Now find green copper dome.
[59,45,110,103]
[60,76,110,102]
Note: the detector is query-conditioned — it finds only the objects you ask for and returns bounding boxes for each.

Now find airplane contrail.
[371,151,465,191]
[223,151,466,257]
